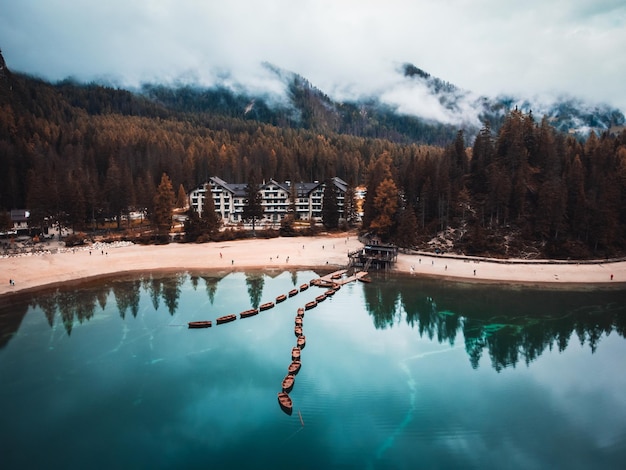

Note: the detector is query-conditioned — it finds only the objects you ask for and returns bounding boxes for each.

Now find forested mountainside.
[1,51,626,258]
[141,62,625,145]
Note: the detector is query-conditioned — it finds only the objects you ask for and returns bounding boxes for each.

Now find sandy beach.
[2,233,626,296]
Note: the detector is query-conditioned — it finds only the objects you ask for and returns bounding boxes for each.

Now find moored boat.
[304,301,317,310]
[299,283,309,291]
[282,374,295,393]
[188,320,212,328]
[292,347,301,360]
[295,317,303,327]
[295,326,303,336]
[288,360,301,375]
[297,335,306,349]
[325,289,336,296]
[277,392,293,415]
[276,294,287,303]
[315,294,326,302]
[259,302,275,311]
[239,308,259,318]
[216,314,236,325]
[331,272,342,280]
[296,307,304,318]
[288,289,298,297]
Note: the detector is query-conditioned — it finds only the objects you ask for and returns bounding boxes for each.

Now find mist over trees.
[1,63,626,258]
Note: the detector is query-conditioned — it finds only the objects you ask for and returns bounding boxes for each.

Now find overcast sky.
[1,0,625,116]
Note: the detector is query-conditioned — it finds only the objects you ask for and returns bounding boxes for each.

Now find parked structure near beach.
[188,176,348,224]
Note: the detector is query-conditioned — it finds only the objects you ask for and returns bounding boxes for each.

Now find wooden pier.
[314,269,369,286]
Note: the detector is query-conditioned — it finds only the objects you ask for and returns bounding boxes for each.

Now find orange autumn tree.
[370,178,399,240]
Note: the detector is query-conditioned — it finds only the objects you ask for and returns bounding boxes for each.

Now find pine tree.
[104,158,124,229]
[242,171,263,233]
[322,179,339,229]
[288,180,298,218]
[395,206,418,249]
[362,152,393,229]
[153,173,175,239]
[200,186,220,237]
[343,183,358,227]
[176,184,187,209]
[370,178,399,239]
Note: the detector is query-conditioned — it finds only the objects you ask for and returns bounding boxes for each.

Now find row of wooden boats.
[188,284,307,328]
[310,278,339,289]
[277,306,310,415]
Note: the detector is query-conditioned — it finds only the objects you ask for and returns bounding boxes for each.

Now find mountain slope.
[138,61,625,145]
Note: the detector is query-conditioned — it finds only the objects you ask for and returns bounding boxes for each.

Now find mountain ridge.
[138,59,625,144]
[1,48,623,145]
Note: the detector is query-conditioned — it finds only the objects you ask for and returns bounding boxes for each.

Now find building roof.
[197,177,350,199]
[10,209,30,222]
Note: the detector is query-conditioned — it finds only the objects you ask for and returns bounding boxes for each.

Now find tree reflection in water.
[362,279,626,371]
[1,272,624,373]
[245,273,265,309]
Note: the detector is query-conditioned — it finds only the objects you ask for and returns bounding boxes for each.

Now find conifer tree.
[370,178,399,240]
[395,206,418,249]
[242,171,263,233]
[343,183,358,227]
[176,184,188,209]
[322,179,339,229]
[362,152,393,229]
[200,185,220,237]
[153,173,175,239]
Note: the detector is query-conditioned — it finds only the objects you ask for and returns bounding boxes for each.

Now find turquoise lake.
[1,270,625,469]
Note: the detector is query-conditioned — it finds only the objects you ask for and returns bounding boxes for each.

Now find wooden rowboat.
[276,294,287,303]
[331,272,342,280]
[216,314,236,325]
[259,302,275,311]
[315,294,326,302]
[277,392,293,415]
[295,326,303,336]
[240,308,259,318]
[297,335,306,349]
[299,283,309,291]
[304,301,317,310]
[325,289,336,296]
[188,321,212,328]
[282,374,295,393]
[296,307,305,318]
[288,289,298,297]
[295,317,303,327]
[288,360,301,375]
[292,347,301,360]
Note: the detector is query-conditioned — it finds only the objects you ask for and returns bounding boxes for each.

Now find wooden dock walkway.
[315,269,368,286]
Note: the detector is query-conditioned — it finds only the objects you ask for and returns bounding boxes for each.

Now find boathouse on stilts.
[348,243,398,271]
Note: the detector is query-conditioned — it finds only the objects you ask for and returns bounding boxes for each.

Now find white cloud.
[0,0,624,115]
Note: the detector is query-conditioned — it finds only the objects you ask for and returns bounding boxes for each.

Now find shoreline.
[2,234,626,297]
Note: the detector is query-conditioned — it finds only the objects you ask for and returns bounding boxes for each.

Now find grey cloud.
[0,0,624,115]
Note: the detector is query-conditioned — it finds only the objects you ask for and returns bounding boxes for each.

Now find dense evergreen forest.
[1,52,625,258]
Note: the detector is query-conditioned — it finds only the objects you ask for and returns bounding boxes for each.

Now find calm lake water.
[1,270,625,470]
